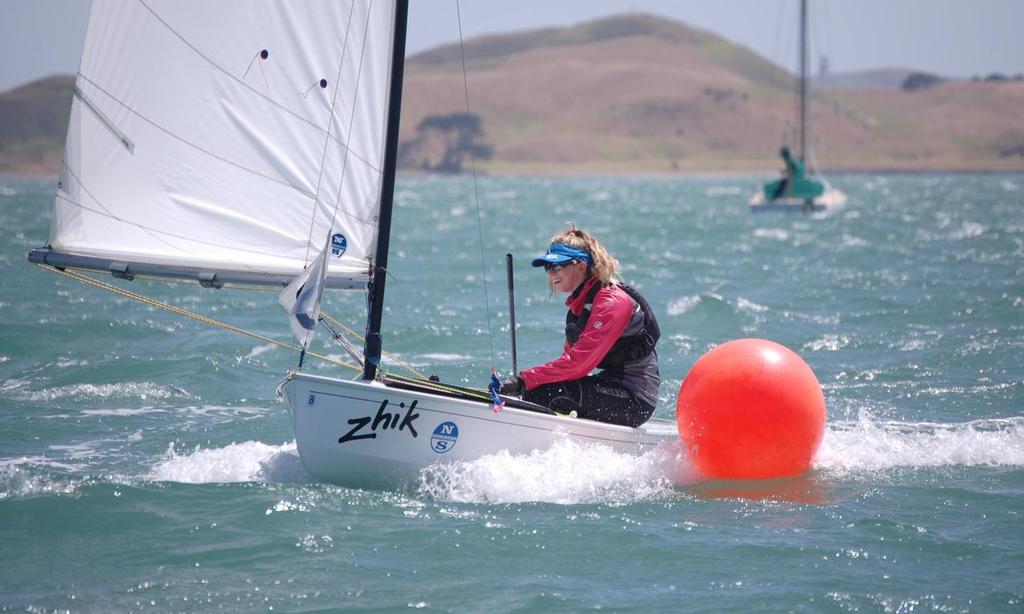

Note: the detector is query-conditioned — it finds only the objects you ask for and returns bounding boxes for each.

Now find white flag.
[279,238,330,349]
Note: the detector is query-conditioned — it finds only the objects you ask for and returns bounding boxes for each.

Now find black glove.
[492,375,524,397]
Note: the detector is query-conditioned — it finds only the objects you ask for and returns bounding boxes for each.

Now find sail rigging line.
[135,0,382,175]
[303,0,359,265]
[385,372,500,405]
[455,0,499,371]
[803,3,830,185]
[318,315,366,366]
[326,2,382,245]
[35,264,363,372]
[320,313,427,379]
[34,255,423,378]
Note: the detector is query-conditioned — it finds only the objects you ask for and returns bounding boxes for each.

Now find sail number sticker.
[331,233,347,257]
[430,421,459,454]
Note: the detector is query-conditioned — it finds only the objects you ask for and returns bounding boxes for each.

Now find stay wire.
[304,0,359,263]
[36,265,501,404]
[36,264,361,373]
[35,262,427,379]
[455,0,498,371]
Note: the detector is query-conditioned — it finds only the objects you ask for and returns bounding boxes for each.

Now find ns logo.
[430,421,459,454]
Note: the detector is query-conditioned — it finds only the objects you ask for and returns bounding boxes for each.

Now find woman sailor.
[493,225,660,427]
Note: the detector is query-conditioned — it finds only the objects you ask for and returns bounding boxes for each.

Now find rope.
[455,0,498,371]
[36,265,362,373]
[386,372,496,404]
[320,313,427,379]
[36,265,504,407]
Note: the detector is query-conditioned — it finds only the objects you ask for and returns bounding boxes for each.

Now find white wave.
[416,437,696,504]
[802,334,851,352]
[417,352,473,363]
[949,221,986,240]
[736,297,769,313]
[242,344,275,360]
[138,413,1024,495]
[0,455,86,472]
[815,413,1024,472]
[840,233,867,248]
[666,295,701,316]
[0,461,84,500]
[12,381,192,403]
[81,407,169,417]
[753,228,790,241]
[266,499,310,515]
[147,440,303,484]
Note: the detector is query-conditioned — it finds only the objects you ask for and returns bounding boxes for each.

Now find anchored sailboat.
[28,0,678,490]
[751,0,846,212]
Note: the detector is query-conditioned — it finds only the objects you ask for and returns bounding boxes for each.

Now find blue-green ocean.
[2,174,1022,612]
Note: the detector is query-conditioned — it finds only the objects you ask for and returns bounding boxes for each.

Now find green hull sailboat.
[751,0,845,212]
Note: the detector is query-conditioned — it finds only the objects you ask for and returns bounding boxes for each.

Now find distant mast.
[799,0,808,163]
[752,0,846,210]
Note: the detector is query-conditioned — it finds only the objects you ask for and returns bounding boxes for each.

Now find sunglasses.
[544,260,579,273]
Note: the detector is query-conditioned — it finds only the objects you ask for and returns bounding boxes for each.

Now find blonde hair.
[548,224,620,289]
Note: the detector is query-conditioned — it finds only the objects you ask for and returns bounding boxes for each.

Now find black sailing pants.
[524,376,654,428]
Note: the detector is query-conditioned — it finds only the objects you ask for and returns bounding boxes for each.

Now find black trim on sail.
[363,0,409,381]
[27,247,367,289]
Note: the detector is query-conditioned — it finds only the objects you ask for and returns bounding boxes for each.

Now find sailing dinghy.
[28,0,679,489]
[750,0,846,212]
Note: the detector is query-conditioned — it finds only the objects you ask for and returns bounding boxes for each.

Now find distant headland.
[3,14,1022,176]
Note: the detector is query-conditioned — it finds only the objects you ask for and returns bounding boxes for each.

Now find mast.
[362,0,409,381]
[798,0,808,162]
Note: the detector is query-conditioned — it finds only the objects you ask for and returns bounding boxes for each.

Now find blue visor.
[531,243,593,267]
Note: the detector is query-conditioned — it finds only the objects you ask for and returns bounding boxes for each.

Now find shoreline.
[5,168,1022,183]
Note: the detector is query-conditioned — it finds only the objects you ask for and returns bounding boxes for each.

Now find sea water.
[1,174,1022,611]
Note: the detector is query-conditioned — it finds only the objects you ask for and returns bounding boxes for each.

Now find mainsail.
[30,1,399,289]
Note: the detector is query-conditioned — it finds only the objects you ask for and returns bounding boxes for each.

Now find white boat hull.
[280,372,679,489]
[749,186,847,212]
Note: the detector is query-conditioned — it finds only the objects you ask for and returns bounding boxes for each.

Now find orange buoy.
[676,338,825,480]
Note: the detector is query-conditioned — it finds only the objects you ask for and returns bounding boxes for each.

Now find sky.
[3,0,1023,93]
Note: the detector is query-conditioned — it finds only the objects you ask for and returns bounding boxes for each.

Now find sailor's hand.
[498,375,524,396]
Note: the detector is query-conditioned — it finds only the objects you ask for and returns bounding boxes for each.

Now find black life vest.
[565,282,660,369]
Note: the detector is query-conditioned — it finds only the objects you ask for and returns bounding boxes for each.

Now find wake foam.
[134,413,1023,498]
[147,440,304,484]
[816,412,1024,472]
[0,462,83,500]
[416,436,697,504]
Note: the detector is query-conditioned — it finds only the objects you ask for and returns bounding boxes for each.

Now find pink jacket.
[520,277,635,390]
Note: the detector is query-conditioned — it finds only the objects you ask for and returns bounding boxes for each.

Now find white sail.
[49,0,397,287]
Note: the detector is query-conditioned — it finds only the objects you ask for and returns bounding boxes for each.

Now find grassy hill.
[2,14,1022,175]
[0,75,74,174]
[401,13,1024,173]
